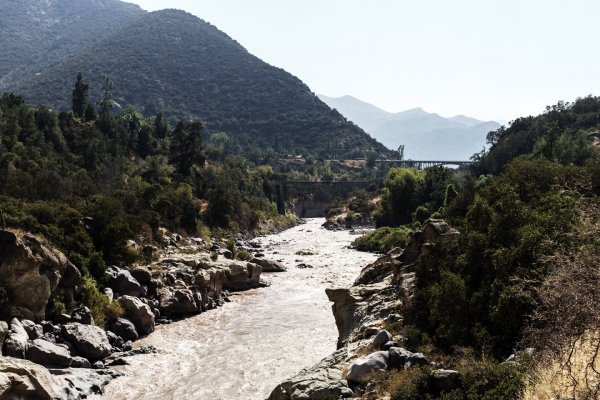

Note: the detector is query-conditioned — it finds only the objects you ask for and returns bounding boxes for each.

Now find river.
[96,218,377,400]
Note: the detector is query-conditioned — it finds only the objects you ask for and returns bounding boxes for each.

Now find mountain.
[319,95,501,160]
[0,1,389,159]
[0,0,144,88]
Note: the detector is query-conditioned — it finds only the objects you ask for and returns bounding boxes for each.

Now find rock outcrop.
[268,348,354,400]
[0,356,122,400]
[0,229,81,321]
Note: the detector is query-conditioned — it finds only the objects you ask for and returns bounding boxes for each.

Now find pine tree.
[72,72,91,119]
[169,121,205,176]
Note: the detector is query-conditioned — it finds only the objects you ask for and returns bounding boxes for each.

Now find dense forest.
[0,74,306,320]
[3,2,389,159]
[356,96,600,399]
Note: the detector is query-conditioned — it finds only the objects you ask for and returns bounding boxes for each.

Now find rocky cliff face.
[269,219,460,399]
[0,230,82,322]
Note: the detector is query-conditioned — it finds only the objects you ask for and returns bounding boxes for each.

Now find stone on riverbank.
[117,295,155,335]
[26,339,73,367]
[347,351,389,383]
[60,323,112,361]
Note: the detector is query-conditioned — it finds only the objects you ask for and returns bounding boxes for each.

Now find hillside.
[0,0,144,88]
[319,94,501,160]
[4,5,389,159]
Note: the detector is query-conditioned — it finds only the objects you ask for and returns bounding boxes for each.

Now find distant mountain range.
[0,0,389,159]
[319,95,502,160]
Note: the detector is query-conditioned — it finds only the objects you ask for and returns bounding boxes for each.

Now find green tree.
[72,72,91,119]
[169,121,205,176]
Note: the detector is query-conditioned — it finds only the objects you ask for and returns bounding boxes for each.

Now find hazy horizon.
[127,0,600,123]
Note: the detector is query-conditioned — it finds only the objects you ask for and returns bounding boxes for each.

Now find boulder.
[372,329,393,350]
[106,266,141,297]
[106,318,139,342]
[21,319,44,340]
[197,260,262,293]
[0,230,81,321]
[26,339,73,367]
[268,348,353,400]
[71,306,94,325]
[71,356,92,369]
[252,258,287,272]
[388,347,429,369]
[131,267,152,285]
[5,318,29,358]
[117,295,155,335]
[347,351,389,383]
[60,323,112,361]
[157,288,198,316]
[0,320,8,354]
[428,369,461,393]
[0,356,63,399]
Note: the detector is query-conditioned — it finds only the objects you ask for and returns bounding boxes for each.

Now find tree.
[169,121,205,176]
[72,72,92,119]
[96,75,115,134]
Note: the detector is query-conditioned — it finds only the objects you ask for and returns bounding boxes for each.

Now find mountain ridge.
[1,1,389,159]
[319,94,501,160]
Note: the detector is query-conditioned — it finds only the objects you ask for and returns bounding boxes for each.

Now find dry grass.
[524,332,600,400]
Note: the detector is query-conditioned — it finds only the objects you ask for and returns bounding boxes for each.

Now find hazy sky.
[127,0,599,122]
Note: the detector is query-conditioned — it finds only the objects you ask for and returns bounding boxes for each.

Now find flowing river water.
[97,218,377,400]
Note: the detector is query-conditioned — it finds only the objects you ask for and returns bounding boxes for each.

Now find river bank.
[93,218,376,399]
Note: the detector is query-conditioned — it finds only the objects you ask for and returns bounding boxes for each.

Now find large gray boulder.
[372,329,393,350]
[4,318,29,358]
[60,323,112,361]
[106,266,141,297]
[389,347,429,369]
[106,318,139,342]
[251,258,287,272]
[118,295,155,335]
[347,351,389,383]
[0,356,122,399]
[0,230,81,321]
[268,348,353,400]
[27,339,73,367]
[157,288,198,316]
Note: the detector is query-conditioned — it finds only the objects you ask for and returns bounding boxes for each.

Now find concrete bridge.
[375,160,474,169]
[275,180,376,217]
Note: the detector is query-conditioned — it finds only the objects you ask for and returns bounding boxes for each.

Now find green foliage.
[477,96,600,174]
[382,362,525,400]
[79,275,123,327]
[409,156,584,355]
[353,226,413,253]
[374,168,426,227]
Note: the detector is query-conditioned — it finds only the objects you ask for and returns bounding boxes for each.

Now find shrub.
[353,226,413,253]
[79,275,123,326]
[0,283,13,320]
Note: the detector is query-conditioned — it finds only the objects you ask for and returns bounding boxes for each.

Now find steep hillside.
[0,0,144,88]
[7,8,389,158]
[319,94,501,160]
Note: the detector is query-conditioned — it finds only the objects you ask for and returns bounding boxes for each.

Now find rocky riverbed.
[93,218,377,400]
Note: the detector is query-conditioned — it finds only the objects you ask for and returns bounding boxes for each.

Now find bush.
[79,275,123,326]
[353,226,413,253]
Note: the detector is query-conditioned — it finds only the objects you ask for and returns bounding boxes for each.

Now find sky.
[127,0,600,123]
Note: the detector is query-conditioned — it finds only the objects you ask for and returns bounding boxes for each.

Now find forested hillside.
[4,4,389,159]
[352,96,600,399]
[0,0,143,88]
